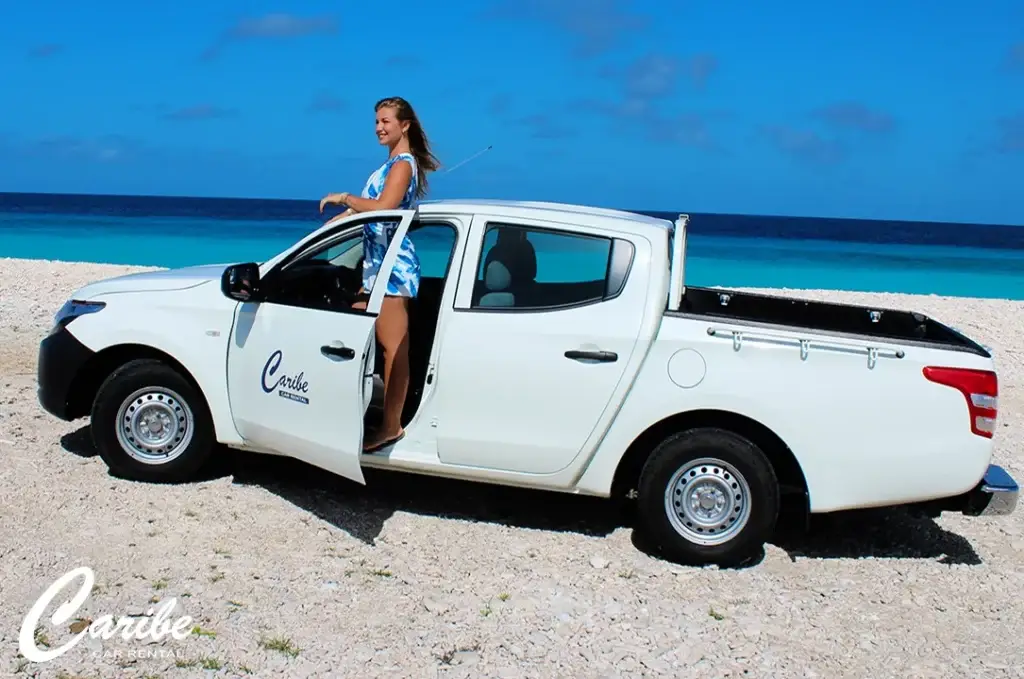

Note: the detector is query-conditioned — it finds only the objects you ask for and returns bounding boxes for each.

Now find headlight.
[52,299,106,332]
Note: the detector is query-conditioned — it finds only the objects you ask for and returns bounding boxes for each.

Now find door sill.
[358,432,438,464]
[360,443,441,470]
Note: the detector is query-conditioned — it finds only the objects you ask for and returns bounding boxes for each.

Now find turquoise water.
[3,207,1024,300]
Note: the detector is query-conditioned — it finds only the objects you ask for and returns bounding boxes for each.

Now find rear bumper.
[37,325,96,421]
[960,464,1019,516]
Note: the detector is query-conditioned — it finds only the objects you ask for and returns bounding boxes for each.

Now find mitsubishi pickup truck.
[36,199,1019,567]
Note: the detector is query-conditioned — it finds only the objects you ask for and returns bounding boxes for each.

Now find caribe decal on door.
[260,350,310,404]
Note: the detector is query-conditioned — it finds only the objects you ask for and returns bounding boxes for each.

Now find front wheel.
[90,358,215,483]
[635,428,780,567]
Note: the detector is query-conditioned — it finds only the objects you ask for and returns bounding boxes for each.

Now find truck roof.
[416,198,677,236]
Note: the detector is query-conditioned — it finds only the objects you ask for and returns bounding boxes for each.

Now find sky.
[1,0,1023,225]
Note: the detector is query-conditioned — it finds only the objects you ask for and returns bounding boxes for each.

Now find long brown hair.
[375,96,440,199]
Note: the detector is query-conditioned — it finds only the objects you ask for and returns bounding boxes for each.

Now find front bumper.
[37,325,96,421]
[961,464,1019,516]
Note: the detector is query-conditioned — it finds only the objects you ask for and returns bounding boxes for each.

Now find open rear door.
[225,209,417,484]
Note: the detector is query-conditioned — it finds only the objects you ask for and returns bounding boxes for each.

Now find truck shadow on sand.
[61,427,982,569]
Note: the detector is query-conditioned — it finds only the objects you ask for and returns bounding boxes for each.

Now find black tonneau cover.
[670,286,990,357]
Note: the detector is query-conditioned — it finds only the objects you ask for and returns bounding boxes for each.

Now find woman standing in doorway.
[319,96,440,453]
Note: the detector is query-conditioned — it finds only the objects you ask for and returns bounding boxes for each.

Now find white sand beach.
[1,255,1023,678]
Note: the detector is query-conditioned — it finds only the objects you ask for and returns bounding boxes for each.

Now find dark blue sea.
[2,191,1023,299]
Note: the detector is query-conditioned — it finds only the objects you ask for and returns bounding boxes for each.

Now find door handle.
[564,349,618,362]
[321,344,355,360]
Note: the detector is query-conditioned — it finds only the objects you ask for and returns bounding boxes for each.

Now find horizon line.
[1,190,1022,230]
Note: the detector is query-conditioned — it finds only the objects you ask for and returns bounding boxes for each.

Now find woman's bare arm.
[341,159,412,213]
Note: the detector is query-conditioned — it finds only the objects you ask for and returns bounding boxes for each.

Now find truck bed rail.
[672,287,990,357]
[705,326,906,368]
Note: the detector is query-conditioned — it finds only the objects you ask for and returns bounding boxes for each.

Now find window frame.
[257,218,462,315]
[277,218,461,274]
[456,216,637,314]
[404,220,462,281]
[258,209,415,278]
[255,222,369,315]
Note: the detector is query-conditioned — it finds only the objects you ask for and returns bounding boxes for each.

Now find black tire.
[90,358,215,483]
[635,427,779,567]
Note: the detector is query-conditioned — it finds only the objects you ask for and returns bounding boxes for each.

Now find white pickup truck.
[37,199,1018,566]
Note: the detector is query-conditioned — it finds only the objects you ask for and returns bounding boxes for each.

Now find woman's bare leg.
[351,287,368,311]
[365,294,410,448]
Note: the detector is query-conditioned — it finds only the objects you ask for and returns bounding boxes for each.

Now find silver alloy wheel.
[664,456,752,546]
[114,386,194,465]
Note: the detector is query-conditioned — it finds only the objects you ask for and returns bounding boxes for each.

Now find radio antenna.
[441,145,493,175]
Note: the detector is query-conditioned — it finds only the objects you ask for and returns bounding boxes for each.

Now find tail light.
[922,366,998,438]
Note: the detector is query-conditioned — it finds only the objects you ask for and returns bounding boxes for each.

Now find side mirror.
[221,263,261,302]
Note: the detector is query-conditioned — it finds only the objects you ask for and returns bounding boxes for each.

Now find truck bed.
[671,286,990,357]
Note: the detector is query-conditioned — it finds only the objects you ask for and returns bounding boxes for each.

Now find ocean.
[2,191,1024,300]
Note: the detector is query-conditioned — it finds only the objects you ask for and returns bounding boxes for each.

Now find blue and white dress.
[360,152,421,298]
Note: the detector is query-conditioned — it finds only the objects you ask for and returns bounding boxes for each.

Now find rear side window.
[470,222,634,310]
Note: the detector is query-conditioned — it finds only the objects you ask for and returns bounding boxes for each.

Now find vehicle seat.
[478,260,514,307]
[477,229,537,307]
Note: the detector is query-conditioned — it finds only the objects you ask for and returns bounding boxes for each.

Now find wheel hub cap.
[664,457,752,546]
[694,484,725,513]
[115,387,195,464]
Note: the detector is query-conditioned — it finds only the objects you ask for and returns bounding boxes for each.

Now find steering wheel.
[264,261,362,310]
[323,272,359,309]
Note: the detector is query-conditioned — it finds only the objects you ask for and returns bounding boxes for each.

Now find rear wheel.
[90,358,215,482]
[635,427,779,567]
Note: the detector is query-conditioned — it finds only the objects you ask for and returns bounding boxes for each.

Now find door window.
[261,219,461,314]
[470,222,634,310]
[261,221,401,314]
[319,232,363,268]
[316,221,459,278]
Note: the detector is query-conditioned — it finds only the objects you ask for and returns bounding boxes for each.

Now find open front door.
[225,209,416,484]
